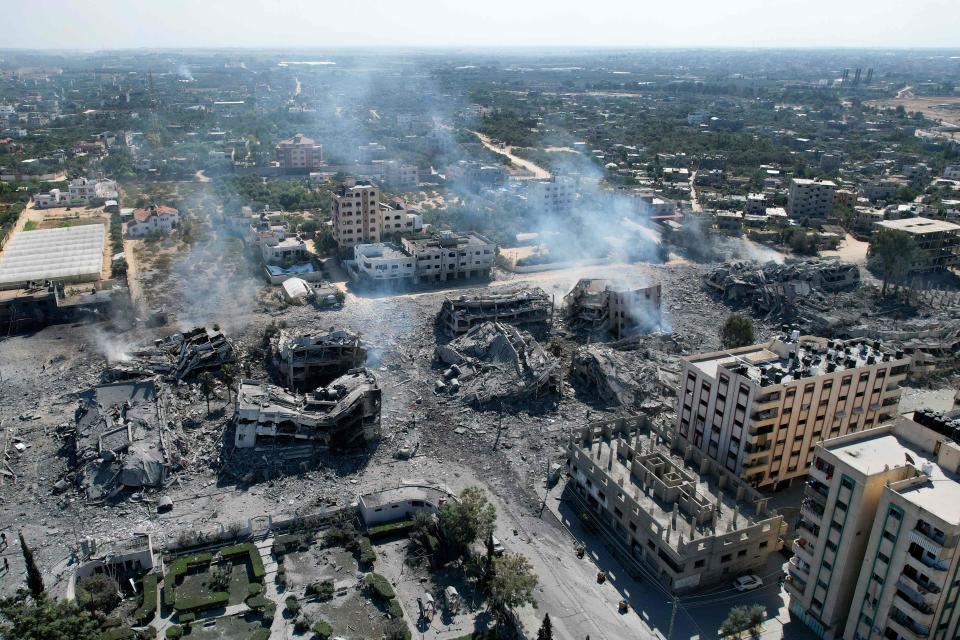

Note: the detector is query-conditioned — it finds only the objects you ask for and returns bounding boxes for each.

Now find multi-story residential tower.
[789,178,837,220]
[874,217,960,274]
[275,133,324,172]
[786,410,960,640]
[675,335,910,490]
[332,178,382,248]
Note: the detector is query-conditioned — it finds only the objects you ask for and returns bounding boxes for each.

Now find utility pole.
[666,594,678,640]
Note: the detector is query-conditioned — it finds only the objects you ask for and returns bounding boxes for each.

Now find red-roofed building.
[126,205,180,237]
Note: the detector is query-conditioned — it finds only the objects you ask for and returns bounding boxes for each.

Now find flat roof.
[876,217,960,235]
[0,224,104,286]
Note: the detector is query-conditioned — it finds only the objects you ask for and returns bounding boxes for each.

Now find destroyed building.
[234,368,381,450]
[437,287,552,336]
[567,415,785,591]
[564,278,662,338]
[270,329,367,390]
[570,340,680,408]
[71,381,169,500]
[435,321,560,405]
[844,319,960,379]
[0,280,119,334]
[705,258,860,315]
[106,327,235,381]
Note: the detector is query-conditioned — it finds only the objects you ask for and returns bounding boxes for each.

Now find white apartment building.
[675,334,910,490]
[367,160,419,190]
[787,410,960,640]
[527,176,577,215]
[332,178,382,248]
[261,236,309,265]
[789,178,837,219]
[33,177,118,208]
[874,217,960,274]
[353,243,416,282]
[401,231,496,283]
[379,198,423,236]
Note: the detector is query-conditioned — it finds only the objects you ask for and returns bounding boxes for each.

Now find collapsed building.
[71,381,169,500]
[845,318,960,379]
[566,415,786,591]
[234,368,381,451]
[270,329,367,390]
[0,281,119,334]
[105,327,235,381]
[563,278,662,338]
[570,339,680,408]
[437,287,552,336]
[435,321,561,405]
[705,258,860,315]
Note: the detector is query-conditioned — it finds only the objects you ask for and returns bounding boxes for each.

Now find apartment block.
[786,410,960,640]
[400,231,496,283]
[332,177,382,248]
[874,217,960,274]
[566,415,785,591]
[275,133,324,172]
[789,178,837,219]
[675,335,910,490]
[527,176,576,215]
[563,278,662,338]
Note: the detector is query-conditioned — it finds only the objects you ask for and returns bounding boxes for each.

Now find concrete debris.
[563,278,662,338]
[435,321,560,405]
[570,340,681,408]
[437,287,552,336]
[105,326,235,381]
[846,319,960,379]
[70,381,169,500]
[705,258,860,315]
[234,368,382,451]
[270,329,367,390]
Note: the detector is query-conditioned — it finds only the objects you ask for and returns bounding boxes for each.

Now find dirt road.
[472,130,551,179]
[688,170,703,213]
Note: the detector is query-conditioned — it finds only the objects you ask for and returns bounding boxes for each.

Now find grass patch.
[173,590,229,614]
[134,573,159,625]
[367,519,415,539]
[23,220,39,231]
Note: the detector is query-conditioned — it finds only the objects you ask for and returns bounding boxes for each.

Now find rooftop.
[0,224,105,287]
[876,216,960,235]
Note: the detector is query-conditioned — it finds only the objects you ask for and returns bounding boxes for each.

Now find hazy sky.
[4,0,959,50]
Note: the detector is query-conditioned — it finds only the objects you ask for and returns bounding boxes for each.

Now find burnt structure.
[437,287,551,336]
[0,281,117,334]
[105,327,235,381]
[564,278,662,338]
[234,368,381,450]
[270,329,366,390]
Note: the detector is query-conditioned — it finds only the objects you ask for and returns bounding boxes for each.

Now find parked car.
[733,575,763,591]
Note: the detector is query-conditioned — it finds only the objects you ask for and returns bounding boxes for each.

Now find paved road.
[472,130,551,179]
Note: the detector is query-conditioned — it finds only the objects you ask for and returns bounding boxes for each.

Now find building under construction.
[234,368,381,450]
[567,415,785,591]
[270,329,367,390]
[563,279,662,338]
[437,287,552,336]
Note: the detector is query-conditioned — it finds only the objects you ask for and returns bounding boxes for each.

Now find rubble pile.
[105,326,235,381]
[570,337,681,409]
[705,258,861,315]
[563,278,662,338]
[845,318,960,379]
[435,321,561,405]
[270,329,367,389]
[68,381,171,500]
[437,287,552,336]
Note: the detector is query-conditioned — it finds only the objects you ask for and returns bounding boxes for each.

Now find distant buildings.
[874,217,960,274]
[527,176,576,215]
[126,205,179,237]
[675,334,909,490]
[788,178,836,220]
[787,410,960,640]
[33,177,118,208]
[943,165,960,181]
[367,159,419,190]
[275,133,324,172]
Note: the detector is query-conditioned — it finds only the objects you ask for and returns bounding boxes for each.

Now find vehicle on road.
[733,575,763,591]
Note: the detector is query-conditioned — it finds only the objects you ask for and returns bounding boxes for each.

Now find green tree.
[869,228,918,296]
[333,289,346,305]
[198,371,214,416]
[75,574,120,614]
[719,605,751,639]
[437,486,497,559]
[220,364,236,405]
[537,612,554,640]
[0,593,102,640]
[19,531,44,597]
[720,313,755,349]
[746,604,766,634]
[488,553,538,630]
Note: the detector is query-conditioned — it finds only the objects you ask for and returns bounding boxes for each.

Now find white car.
[733,575,763,591]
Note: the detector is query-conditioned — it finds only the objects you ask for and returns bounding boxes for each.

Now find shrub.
[367,520,415,539]
[312,620,334,640]
[77,574,121,613]
[387,598,404,619]
[285,595,301,615]
[164,553,213,608]
[251,631,270,640]
[165,626,182,640]
[364,573,395,600]
[245,595,270,610]
[247,582,263,596]
[358,537,376,565]
[173,591,229,614]
[294,618,310,633]
[134,573,159,625]
[100,628,135,640]
[218,543,265,581]
[178,613,195,624]
[306,579,335,602]
[384,619,412,640]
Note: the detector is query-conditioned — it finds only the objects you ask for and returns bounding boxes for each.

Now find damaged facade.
[567,415,785,591]
[435,321,560,405]
[270,329,367,390]
[705,258,860,315]
[564,278,662,338]
[570,339,680,408]
[234,369,381,450]
[106,327,235,381]
[437,287,552,336]
[71,381,169,499]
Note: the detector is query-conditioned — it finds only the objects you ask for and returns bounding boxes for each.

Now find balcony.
[895,589,935,625]
[907,549,950,574]
[890,607,931,637]
[785,569,808,594]
[801,498,825,523]
[789,556,811,577]
[913,522,949,549]
[797,518,821,539]
[751,408,779,422]
[793,536,817,561]
[901,570,942,596]
[805,479,829,504]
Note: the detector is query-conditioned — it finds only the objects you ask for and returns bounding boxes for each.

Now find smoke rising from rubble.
[86,324,138,363]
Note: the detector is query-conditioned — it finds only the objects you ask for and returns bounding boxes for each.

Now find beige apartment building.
[275,133,324,172]
[874,217,960,274]
[566,415,785,592]
[332,178,382,248]
[675,335,910,490]
[786,410,960,640]
[789,178,837,219]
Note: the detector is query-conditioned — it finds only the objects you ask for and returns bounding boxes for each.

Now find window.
[721,554,731,563]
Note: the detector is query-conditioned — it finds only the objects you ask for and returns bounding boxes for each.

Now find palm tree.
[198,371,214,416]
[220,364,236,405]
[869,229,918,296]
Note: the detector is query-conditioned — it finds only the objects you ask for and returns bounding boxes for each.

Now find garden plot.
[179,613,270,640]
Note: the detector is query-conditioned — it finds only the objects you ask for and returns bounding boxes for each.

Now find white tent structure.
[0,224,105,288]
